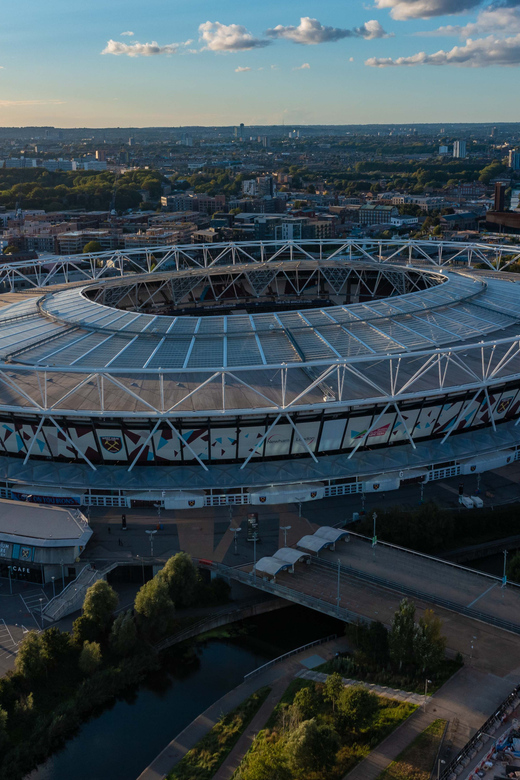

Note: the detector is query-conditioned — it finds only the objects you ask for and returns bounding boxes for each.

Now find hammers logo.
[100,436,122,453]
[373,483,380,491]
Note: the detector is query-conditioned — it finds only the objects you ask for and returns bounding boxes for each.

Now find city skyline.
[1,0,520,127]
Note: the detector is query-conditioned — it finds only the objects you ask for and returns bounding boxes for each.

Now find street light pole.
[423,678,432,711]
[437,759,446,779]
[372,511,377,547]
[280,525,291,547]
[51,576,55,599]
[230,526,242,555]
[146,529,158,558]
[60,560,65,591]
[336,559,341,613]
[39,598,44,629]
[252,532,258,576]
[502,549,508,587]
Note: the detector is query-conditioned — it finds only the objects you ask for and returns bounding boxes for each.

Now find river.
[28,606,342,780]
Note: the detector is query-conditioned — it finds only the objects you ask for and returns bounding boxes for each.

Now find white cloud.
[102,39,184,56]
[293,62,311,69]
[120,31,134,37]
[0,99,66,106]
[426,4,520,36]
[356,20,393,38]
[235,66,252,72]
[366,31,520,65]
[350,56,355,61]
[266,16,390,44]
[374,0,482,20]
[199,21,270,51]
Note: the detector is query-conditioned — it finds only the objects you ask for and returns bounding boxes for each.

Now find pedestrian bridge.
[210,532,520,636]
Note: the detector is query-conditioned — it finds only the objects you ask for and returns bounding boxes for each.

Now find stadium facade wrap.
[0,238,520,509]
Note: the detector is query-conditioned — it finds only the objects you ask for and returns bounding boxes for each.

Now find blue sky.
[1,0,520,126]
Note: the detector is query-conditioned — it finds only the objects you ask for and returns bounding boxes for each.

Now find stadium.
[0,237,520,510]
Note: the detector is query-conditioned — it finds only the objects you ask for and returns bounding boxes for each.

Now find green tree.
[72,614,102,646]
[79,640,102,675]
[292,686,318,721]
[324,672,343,712]
[82,240,102,254]
[134,576,175,639]
[286,718,339,773]
[337,685,379,730]
[0,707,7,750]
[389,598,417,670]
[109,611,137,657]
[14,631,45,680]
[159,552,200,608]
[507,552,520,584]
[413,609,446,673]
[39,628,73,672]
[240,741,291,780]
[82,580,118,630]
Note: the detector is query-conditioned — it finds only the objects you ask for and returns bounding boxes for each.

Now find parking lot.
[0,580,51,676]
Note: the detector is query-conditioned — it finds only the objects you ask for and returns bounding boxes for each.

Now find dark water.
[29,606,342,780]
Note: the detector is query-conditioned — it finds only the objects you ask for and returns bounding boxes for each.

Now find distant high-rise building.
[95,149,108,161]
[239,123,245,141]
[509,149,520,171]
[453,140,467,159]
[494,182,506,212]
[128,137,134,146]
[181,133,193,147]
[439,145,449,155]
[258,136,270,148]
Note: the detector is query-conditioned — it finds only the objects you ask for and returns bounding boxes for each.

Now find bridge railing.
[346,530,520,590]
[244,634,338,680]
[213,563,371,626]
[439,684,520,780]
[312,557,520,636]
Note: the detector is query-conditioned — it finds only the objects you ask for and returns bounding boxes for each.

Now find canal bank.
[27,606,345,780]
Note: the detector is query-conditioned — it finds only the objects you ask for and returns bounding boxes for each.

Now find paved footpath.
[136,637,348,780]
[343,665,517,780]
[211,675,290,780]
[297,669,427,707]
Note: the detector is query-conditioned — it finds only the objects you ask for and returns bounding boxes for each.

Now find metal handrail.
[244,634,337,680]
[313,557,520,635]
[440,685,520,780]
[346,530,520,590]
[214,563,371,626]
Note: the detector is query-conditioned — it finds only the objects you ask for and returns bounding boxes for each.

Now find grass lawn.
[377,719,448,780]
[167,686,270,780]
[315,654,461,696]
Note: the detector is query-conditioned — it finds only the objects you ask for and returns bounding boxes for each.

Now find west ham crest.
[100,436,122,454]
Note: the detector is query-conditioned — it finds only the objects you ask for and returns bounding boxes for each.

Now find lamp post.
[372,512,377,547]
[230,526,242,555]
[146,529,158,558]
[280,525,291,547]
[336,559,341,613]
[51,576,56,599]
[39,597,44,629]
[423,678,432,710]
[502,549,508,587]
[60,560,65,591]
[437,759,446,779]
[252,532,259,577]
[136,554,145,583]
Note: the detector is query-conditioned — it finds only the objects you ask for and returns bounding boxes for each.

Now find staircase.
[42,562,118,623]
